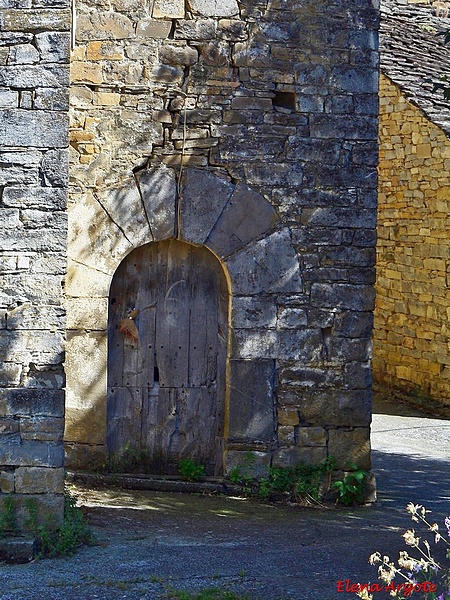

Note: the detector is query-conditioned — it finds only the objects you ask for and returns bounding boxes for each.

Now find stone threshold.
[66,470,244,496]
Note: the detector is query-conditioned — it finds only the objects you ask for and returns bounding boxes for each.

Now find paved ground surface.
[1,394,449,600]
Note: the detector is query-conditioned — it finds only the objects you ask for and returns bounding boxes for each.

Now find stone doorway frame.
[65,166,303,472]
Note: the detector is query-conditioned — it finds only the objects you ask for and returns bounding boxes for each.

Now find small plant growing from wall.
[229,455,341,504]
[178,459,206,481]
[332,463,369,506]
[0,489,92,558]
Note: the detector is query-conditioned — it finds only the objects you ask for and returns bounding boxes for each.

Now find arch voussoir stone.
[178,168,234,244]
[95,177,153,248]
[205,183,279,258]
[225,228,303,295]
[135,165,177,240]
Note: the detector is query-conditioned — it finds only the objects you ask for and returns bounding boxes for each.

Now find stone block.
[94,179,152,248]
[230,96,272,111]
[6,304,64,331]
[67,192,133,277]
[65,331,107,443]
[0,363,22,386]
[0,389,65,418]
[0,89,18,107]
[64,442,107,471]
[159,43,198,66]
[311,283,375,312]
[206,183,279,258]
[187,0,239,16]
[277,426,295,446]
[179,168,234,244]
[153,0,184,18]
[231,296,277,329]
[7,43,39,64]
[0,470,14,493]
[19,417,64,442]
[277,408,299,426]
[328,427,371,471]
[136,19,172,39]
[12,494,64,531]
[224,450,270,478]
[272,447,327,468]
[277,365,342,389]
[225,229,303,295]
[0,110,68,148]
[86,40,122,61]
[174,18,216,40]
[1,9,71,32]
[344,362,372,389]
[244,163,303,187]
[3,187,66,210]
[0,418,19,434]
[297,426,327,447]
[277,307,307,329]
[0,537,37,564]
[135,165,177,240]
[40,149,69,187]
[15,467,64,494]
[228,359,276,443]
[65,297,108,331]
[298,389,371,427]
[70,61,103,84]
[0,440,64,467]
[35,31,69,62]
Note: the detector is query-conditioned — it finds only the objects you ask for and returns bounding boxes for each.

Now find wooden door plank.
[188,247,218,386]
[155,240,191,388]
[106,386,142,456]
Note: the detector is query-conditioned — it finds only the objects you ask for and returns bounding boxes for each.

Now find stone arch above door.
[65,166,304,470]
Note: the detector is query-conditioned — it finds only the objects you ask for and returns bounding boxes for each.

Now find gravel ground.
[1,395,449,600]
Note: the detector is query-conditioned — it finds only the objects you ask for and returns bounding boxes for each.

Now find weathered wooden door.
[107,239,228,475]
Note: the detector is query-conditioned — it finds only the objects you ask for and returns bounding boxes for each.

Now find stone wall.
[374,73,450,406]
[66,0,379,476]
[0,3,70,528]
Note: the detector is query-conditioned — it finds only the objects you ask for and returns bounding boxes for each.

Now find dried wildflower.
[369,552,381,565]
[403,530,419,547]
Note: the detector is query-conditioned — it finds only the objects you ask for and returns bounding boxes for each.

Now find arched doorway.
[106,239,228,476]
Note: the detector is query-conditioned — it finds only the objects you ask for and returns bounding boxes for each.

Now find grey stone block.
[225,229,303,295]
[0,440,64,467]
[206,183,279,258]
[1,9,70,31]
[40,149,69,187]
[0,389,65,418]
[272,447,327,468]
[174,19,217,41]
[179,168,234,244]
[0,110,68,148]
[310,283,375,312]
[231,296,277,329]
[228,359,276,443]
[0,65,68,88]
[7,43,39,65]
[298,389,372,427]
[35,31,69,62]
[188,0,239,17]
[0,89,18,107]
[2,186,66,209]
[135,166,177,240]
